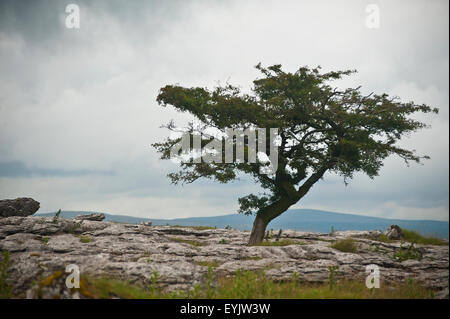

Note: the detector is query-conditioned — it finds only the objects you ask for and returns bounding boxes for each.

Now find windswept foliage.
[153,63,437,244]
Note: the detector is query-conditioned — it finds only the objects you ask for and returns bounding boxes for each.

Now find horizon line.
[36,208,450,223]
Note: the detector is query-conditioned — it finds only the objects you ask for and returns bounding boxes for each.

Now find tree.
[153,63,438,245]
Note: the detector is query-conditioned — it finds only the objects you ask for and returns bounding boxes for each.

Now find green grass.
[169,237,205,247]
[370,229,447,246]
[39,271,64,287]
[78,269,435,299]
[401,229,447,246]
[0,251,12,298]
[331,238,359,253]
[78,235,93,243]
[328,266,338,289]
[41,236,49,245]
[68,221,82,234]
[79,272,170,299]
[252,239,303,247]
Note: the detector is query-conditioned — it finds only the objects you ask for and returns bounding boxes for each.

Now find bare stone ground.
[0,216,448,298]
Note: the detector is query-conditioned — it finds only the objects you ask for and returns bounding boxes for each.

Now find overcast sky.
[0,0,448,221]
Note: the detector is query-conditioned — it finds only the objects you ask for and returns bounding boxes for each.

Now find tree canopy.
[153,63,438,244]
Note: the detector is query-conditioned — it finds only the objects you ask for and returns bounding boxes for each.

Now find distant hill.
[36,209,449,239]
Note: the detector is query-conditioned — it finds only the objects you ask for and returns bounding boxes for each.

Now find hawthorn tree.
[153,64,438,245]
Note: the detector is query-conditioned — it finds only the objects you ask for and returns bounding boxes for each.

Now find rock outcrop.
[0,198,40,218]
[385,224,403,240]
[0,216,448,299]
[74,213,105,221]
[141,221,152,226]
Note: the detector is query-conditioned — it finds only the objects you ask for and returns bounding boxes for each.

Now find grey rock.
[74,213,105,221]
[0,198,40,217]
[435,287,449,299]
[0,216,447,299]
[141,221,152,226]
[385,224,403,240]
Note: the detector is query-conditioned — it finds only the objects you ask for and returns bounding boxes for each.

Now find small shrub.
[328,266,339,289]
[148,271,160,294]
[331,238,358,253]
[394,243,423,262]
[52,209,61,224]
[330,226,335,236]
[41,236,50,245]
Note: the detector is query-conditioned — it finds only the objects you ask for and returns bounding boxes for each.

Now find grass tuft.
[39,271,64,287]
[78,235,93,243]
[77,269,435,299]
[41,236,50,245]
[0,251,12,298]
[371,228,447,246]
[331,238,359,253]
[252,239,303,247]
[401,229,447,246]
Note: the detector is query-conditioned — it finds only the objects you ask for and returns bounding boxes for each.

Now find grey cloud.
[0,0,447,220]
[0,160,114,177]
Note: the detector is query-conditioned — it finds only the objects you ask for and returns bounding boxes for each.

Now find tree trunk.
[247,160,335,245]
[248,197,295,245]
[248,214,267,245]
